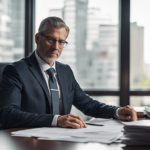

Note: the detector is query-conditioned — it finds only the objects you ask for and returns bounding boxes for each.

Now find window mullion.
[119,0,130,106]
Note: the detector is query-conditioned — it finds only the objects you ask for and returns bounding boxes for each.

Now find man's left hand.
[118,105,137,121]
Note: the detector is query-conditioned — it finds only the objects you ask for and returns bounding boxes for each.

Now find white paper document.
[11,125,104,136]
[122,120,150,127]
[38,132,123,143]
[11,119,124,143]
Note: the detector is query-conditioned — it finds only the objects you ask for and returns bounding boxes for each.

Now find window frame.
[25,0,35,56]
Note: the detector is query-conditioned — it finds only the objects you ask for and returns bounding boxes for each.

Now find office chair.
[0,63,8,87]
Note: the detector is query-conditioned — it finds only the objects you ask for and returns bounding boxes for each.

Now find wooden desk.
[0,118,150,150]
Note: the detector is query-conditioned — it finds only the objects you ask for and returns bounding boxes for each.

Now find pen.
[86,123,104,126]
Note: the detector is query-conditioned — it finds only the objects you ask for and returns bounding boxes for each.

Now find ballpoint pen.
[86,123,104,126]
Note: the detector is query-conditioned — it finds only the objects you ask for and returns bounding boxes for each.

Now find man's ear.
[35,33,40,44]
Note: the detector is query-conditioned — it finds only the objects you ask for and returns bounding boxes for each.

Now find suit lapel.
[28,52,51,110]
[56,62,67,115]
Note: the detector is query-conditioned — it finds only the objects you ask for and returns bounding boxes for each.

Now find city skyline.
[36,0,150,64]
[48,0,146,91]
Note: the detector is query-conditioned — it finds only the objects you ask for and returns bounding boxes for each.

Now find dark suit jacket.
[0,51,119,129]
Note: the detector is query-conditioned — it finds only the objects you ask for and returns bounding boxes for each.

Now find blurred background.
[0,0,150,120]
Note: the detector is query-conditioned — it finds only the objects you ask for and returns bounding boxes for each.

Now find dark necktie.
[47,68,59,115]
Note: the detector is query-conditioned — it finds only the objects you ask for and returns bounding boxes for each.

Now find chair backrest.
[0,63,8,87]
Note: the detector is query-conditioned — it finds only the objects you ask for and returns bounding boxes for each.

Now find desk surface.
[0,118,150,150]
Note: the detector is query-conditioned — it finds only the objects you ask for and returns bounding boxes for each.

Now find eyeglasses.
[39,33,68,48]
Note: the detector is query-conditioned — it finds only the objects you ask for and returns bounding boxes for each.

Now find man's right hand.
[57,114,87,129]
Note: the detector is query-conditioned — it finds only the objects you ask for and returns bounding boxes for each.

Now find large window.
[0,0,25,62]
[1,0,150,119]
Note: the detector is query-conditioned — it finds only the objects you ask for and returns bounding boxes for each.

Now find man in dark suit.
[0,17,137,129]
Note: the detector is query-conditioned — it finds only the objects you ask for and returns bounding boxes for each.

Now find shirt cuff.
[51,115,60,127]
[114,108,120,119]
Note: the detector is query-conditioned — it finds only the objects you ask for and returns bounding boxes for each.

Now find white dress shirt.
[35,51,62,126]
[115,108,120,118]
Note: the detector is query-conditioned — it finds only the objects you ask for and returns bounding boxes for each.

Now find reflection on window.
[36,0,119,90]
[0,0,25,62]
[130,0,150,90]
[91,96,119,106]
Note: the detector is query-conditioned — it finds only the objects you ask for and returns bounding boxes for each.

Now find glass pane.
[130,96,150,107]
[0,0,25,62]
[35,0,119,90]
[91,96,119,106]
[130,0,150,90]
[71,96,119,121]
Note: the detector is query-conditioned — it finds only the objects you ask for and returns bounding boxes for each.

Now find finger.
[125,115,131,121]
[126,105,131,108]
[68,114,84,127]
[75,117,87,128]
[70,114,87,128]
[66,122,81,129]
[119,113,137,121]
[124,107,137,121]
[123,105,133,115]
[69,118,84,128]
[119,114,129,121]
[122,115,132,121]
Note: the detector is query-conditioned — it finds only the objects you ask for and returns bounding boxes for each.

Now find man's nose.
[52,41,59,49]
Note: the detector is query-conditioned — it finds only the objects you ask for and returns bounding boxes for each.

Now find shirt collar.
[35,50,56,73]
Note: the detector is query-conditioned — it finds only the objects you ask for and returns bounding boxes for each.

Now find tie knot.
[47,68,55,78]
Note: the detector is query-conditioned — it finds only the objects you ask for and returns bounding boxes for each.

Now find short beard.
[44,55,58,64]
[37,44,59,65]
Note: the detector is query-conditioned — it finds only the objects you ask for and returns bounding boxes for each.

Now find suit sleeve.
[0,65,54,129]
[67,66,120,119]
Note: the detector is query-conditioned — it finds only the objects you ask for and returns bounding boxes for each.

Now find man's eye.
[48,38,53,41]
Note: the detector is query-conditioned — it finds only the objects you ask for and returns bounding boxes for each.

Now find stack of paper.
[145,107,150,117]
[133,107,146,117]
[11,119,124,143]
[133,107,150,117]
[122,120,150,146]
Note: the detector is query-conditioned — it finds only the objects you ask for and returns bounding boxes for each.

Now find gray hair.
[38,16,70,38]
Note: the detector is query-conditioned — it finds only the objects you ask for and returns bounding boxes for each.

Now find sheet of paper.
[11,128,43,136]
[30,126,122,138]
[11,125,103,136]
[11,119,124,144]
[38,137,88,143]
[122,120,150,127]
[37,132,123,144]
[11,134,31,137]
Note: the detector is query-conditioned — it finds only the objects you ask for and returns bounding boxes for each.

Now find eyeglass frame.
[38,33,68,48]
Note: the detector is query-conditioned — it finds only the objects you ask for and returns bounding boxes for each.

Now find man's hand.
[118,105,137,121]
[57,114,87,129]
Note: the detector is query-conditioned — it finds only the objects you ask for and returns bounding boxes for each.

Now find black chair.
[0,63,8,87]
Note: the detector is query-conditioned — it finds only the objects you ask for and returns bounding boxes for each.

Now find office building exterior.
[0,0,24,62]
[130,22,144,89]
